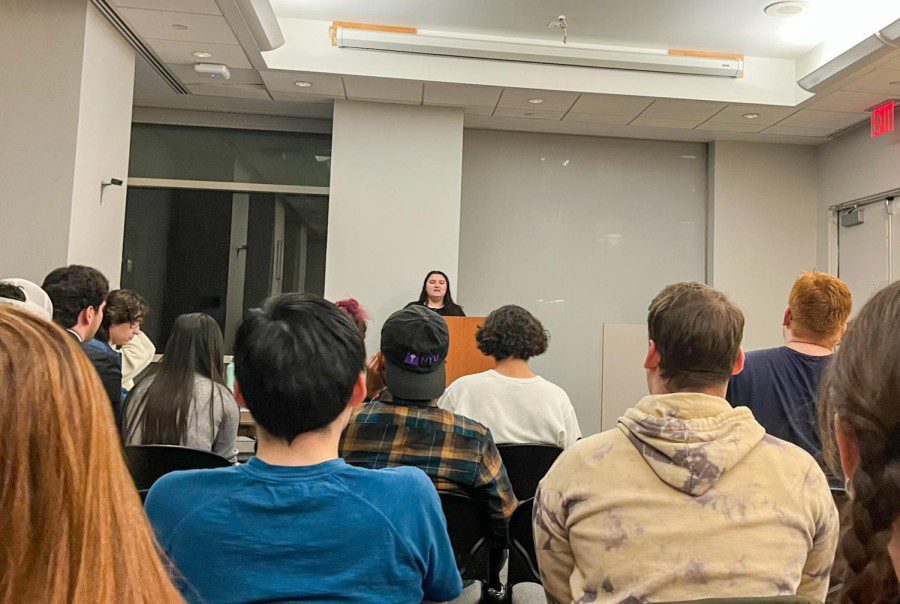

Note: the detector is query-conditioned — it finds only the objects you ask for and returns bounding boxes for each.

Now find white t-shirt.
[437,369,581,448]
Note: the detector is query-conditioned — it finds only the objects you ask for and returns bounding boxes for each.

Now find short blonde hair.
[788,271,852,342]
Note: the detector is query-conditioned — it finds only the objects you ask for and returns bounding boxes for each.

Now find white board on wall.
[600,323,649,432]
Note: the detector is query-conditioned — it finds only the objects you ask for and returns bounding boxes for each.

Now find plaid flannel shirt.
[340,393,518,542]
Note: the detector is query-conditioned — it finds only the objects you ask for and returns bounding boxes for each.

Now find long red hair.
[0,305,183,602]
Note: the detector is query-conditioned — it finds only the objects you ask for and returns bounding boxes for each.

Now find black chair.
[504,498,541,603]
[438,491,492,582]
[123,444,232,501]
[497,444,563,501]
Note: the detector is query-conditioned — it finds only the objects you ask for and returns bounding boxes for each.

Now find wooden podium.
[444,317,496,386]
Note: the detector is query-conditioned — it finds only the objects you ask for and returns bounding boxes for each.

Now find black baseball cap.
[381,305,449,400]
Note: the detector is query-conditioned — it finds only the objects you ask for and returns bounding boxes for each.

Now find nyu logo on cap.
[404,352,441,368]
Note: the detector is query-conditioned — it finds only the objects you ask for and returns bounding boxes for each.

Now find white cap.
[0,278,53,321]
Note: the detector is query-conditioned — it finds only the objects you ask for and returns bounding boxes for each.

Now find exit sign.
[872,100,895,138]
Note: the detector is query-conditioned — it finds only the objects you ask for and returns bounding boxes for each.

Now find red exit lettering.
[872,100,895,138]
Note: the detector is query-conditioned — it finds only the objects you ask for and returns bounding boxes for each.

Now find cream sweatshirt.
[534,392,838,604]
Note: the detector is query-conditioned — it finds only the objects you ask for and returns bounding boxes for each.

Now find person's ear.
[731,346,745,376]
[233,380,248,410]
[348,373,367,408]
[81,306,94,327]
[782,307,792,327]
[644,340,660,370]
[835,418,861,482]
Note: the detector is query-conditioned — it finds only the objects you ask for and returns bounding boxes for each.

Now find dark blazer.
[67,330,123,428]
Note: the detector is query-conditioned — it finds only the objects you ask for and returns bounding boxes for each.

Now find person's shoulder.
[82,338,116,359]
[145,466,244,524]
[743,346,791,366]
[753,432,820,466]
[346,463,433,491]
[547,429,628,475]
[447,371,492,390]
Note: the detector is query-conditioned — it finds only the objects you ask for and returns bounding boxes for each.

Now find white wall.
[0,1,134,285]
[325,101,464,354]
[459,130,707,434]
[0,0,86,282]
[708,141,818,351]
[815,123,900,271]
[68,5,136,287]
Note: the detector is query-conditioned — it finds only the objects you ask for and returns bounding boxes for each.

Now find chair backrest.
[507,498,541,590]
[438,491,491,581]
[123,444,232,500]
[497,444,563,500]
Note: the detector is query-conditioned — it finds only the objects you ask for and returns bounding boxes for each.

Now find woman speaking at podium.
[406,270,466,317]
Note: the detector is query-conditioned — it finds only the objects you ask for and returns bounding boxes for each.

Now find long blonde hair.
[0,305,183,602]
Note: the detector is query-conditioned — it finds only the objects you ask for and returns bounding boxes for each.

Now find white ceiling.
[270,0,898,60]
[121,0,900,145]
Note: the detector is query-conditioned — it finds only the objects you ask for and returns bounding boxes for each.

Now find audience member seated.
[123,313,238,462]
[41,265,122,423]
[818,280,899,602]
[87,289,151,401]
[438,304,581,448]
[0,278,53,320]
[335,297,369,338]
[534,282,838,603]
[341,305,517,544]
[145,295,461,603]
[99,289,155,392]
[0,305,183,602]
[728,271,851,462]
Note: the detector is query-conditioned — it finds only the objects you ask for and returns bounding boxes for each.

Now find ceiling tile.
[630,116,710,129]
[112,0,220,14]
[811,90,894,113]
[493,108,564,120]
[705,104,795,126]
[695,121,767,133]
[424,82,502,109]
[117,8,238,44]
[145,39,250,68]
[169,64,262,85]
[563,113,632,125]
[343,76,423,104]
[639,99,727,121]
[567,94,653,117]
[186,84,271,99]
[762,124,834,137]
[841,67,900,95]
[496,88,579,112]
[260,71,345,97]
[776,109,868,130]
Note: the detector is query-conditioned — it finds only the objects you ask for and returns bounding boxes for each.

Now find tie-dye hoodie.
[534,393,838,604]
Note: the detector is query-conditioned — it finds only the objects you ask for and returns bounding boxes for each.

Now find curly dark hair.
[0,282,26,302]
[96,289,148,342]
[476,305,549,361]
[41,265,109,329]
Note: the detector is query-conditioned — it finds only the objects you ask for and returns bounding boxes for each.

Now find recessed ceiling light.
[890,81,900,86]
[524,112,536,116]
[743,113,761,119]
[171,23,189,30]
[764,1,808,17]
[294,81,313,87]
[192,51,212,58]
[528,98,544,104]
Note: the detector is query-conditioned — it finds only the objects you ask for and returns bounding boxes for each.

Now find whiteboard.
[600,324,649,432]
[839,203,891,313]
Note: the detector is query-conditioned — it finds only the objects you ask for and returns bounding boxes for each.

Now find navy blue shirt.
[145,457,462,604]
[726,346,832,460]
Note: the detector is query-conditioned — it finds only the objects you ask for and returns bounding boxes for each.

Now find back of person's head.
[477,304,549,361]
[234,294,366,443]
[125,313,224,446]
[380,305,449,401]
[0,305,182,602]
[334,298,370,338]
[647,282,744,391]
[97,289,148,345]
[1,278,54,321]
[818,280,900,602]
[787,271,852,346]
[41,265,108,329]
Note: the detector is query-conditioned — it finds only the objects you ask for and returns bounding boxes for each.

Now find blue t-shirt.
[726,346,832,460]
[145,457,462,604]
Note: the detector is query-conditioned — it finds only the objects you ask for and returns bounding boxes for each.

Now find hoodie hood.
[618,393,765,496]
